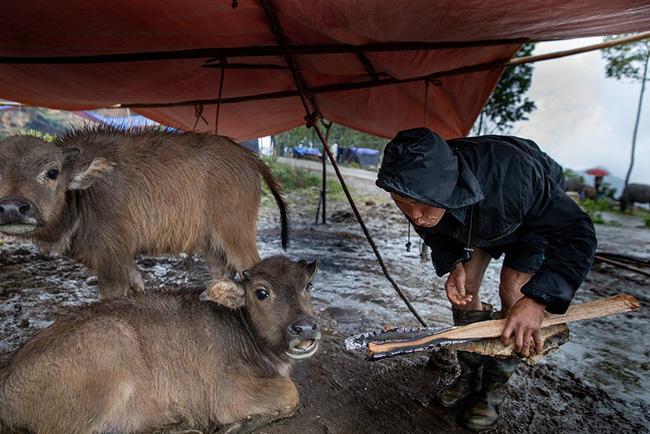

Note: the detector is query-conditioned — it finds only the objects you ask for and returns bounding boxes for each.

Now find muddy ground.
[1,185,649,434]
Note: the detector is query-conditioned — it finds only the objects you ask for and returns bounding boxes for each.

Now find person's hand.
[500,297,545,357]
[444,263,473,306]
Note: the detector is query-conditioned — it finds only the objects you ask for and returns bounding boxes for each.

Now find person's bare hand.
[444,263,473,306]
[501,297,545,357]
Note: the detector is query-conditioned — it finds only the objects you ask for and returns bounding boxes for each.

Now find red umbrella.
[585,168,610,177]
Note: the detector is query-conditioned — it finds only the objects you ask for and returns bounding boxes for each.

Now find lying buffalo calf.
[0,127,288,298]
[0,256,319,434]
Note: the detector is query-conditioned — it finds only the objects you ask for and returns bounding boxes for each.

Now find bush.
[580,198,614,213]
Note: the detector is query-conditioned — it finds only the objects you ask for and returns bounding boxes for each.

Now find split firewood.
[360,294,639,360]
[446,323,569,364]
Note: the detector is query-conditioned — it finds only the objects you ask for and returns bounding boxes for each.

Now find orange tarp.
[1,1,650,141]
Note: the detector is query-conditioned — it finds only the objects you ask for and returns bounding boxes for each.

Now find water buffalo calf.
[0,256,319,434]
[0,127,288,298]
[620,183,650,211]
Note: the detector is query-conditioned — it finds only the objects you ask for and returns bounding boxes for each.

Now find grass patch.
[580,197,650,227]
[261,157,344,201]
[586,210,622,226]
[579,199,623,226]
[580,198,614,213]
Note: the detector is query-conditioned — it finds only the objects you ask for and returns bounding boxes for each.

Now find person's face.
[390,192,446,227]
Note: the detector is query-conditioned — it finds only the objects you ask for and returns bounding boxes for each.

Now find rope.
[192,103,208,130]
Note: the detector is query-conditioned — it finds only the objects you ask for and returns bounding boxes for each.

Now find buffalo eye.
[46,169,60,180]
[255,288,270,301]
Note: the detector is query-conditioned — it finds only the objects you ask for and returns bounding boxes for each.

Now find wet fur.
[0,256,315,434]
[0,126,289,298]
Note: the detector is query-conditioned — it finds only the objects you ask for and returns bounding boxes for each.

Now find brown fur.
[0,127,289,299]
[0,256,318,434]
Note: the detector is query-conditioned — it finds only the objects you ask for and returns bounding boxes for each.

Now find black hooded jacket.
[376,128,596,314]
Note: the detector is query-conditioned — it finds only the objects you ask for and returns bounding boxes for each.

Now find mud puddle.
[1,201,649,433]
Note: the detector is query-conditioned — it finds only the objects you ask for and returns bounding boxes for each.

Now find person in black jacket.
[376,128,596,431]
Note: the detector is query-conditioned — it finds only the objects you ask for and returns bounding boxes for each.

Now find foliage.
[473,43,537,134]
[580,198,614,213]
[601,36,650,83]
[583,209,621,226]
[0,107,86,137]
[601,35,650,189]
[580,198,623,226]
[563,168,585,184]
[273,123,386,156]
[262,157,343,198]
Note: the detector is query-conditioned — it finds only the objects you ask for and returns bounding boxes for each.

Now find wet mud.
[1,197,649,433]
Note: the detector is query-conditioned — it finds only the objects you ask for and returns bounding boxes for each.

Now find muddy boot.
[462,357,520,432]
[435,303,493,408]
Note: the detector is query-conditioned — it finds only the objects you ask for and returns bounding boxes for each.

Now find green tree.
[474,43,537,135]
[601,35,650,190]
[274,122,386,154]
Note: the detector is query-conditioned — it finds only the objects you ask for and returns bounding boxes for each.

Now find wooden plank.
[368,294,639,355]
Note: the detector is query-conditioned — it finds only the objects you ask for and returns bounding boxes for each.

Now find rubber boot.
[436,303,493,408]
[462,357,520,432]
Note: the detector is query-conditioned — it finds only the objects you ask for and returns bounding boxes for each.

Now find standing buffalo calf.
[0,256,320,434]
[0,127,288,298]
[620,182,650,211]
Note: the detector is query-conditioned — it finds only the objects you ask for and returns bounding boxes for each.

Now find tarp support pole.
[318,120,333,225]
[259,0,428,327]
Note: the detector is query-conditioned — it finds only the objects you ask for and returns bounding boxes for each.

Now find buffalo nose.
[288,317,317,336]
[0,198,31,216]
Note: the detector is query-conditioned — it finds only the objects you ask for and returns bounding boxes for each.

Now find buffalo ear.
[304,259,318,281]
[68,158,115,190]
[200,278,245,309]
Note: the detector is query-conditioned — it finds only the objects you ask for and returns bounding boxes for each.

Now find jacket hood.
[376,128,484,209]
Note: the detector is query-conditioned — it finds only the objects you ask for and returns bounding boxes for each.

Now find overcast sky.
[513,37,649,185]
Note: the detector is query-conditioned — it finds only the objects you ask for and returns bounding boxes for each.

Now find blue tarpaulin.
[337,146,381,169]
[80,111,158,128]
[292,146,322,159]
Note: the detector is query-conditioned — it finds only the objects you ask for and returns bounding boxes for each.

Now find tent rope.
[259,0,428,327]
[192,103,208,130]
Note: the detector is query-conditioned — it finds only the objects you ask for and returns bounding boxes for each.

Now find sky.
[512,37,649,185]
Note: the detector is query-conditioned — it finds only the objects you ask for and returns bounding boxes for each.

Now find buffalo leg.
[214,377,300,434]
[128,263,145,295]
[204,249,236,279]
[95,257,134,299]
